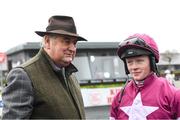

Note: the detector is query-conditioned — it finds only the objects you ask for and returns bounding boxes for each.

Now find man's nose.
[69,43,76,51]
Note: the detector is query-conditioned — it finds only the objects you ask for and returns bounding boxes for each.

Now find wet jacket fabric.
[110,74,180,120]
[2,48,85,119]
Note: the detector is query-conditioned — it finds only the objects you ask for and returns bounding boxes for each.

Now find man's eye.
[74,41,77,45]
[64,37,71,41]
[137,59,144,62]
[65,40,70,43]
[127,61,132,64]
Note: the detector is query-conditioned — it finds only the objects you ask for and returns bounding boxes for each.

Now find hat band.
[46,25,77,34]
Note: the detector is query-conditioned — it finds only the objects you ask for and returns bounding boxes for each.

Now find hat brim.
[121,48,151,59]
[35,30,87,41]
[117,44,152,58]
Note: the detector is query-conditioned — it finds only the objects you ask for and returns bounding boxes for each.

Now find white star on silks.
[120,92,159,120]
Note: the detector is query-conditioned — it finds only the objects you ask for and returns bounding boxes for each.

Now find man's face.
[44,34,77,67]
[125,55,151,81]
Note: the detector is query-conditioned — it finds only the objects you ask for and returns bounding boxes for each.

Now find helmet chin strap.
[150,56,160,76]
[118,75,130,103]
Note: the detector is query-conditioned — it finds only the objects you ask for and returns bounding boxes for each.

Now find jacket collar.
[132,72,157,88]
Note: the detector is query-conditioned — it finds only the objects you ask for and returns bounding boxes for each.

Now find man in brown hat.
[2,15,87,119]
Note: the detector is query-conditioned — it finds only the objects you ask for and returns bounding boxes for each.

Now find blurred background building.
[4,42,180,82]
[1,42,180,119]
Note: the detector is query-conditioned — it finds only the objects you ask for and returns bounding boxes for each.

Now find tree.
[162,50,178,70]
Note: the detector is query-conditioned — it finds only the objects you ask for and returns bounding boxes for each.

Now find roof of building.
[6,42,119,55]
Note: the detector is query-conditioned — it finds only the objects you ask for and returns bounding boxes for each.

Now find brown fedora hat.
[35,15,87,41]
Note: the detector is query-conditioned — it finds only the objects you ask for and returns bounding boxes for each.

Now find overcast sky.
[0,0,180,53]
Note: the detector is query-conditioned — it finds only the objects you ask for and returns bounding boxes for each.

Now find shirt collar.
[133,72,156,88]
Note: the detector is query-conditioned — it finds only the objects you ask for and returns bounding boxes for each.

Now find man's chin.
[62,61,72,67]
[61,58,73,66]
[133,76,141,81]
[62,63,69,67]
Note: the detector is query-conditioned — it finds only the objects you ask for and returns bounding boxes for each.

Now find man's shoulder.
[8,67,26,76]
[21,56,39,68]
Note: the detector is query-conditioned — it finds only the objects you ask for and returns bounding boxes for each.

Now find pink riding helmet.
[117,33,159,63]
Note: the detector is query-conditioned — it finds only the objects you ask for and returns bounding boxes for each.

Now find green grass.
[80,82,125,88]
[80,80,180,89]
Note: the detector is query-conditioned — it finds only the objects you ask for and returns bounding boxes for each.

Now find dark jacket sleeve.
[2,68,34,119]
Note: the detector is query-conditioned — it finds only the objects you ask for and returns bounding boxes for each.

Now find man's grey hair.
[41,34,59,48]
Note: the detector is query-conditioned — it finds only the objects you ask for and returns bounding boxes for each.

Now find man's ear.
[44,35,50,49]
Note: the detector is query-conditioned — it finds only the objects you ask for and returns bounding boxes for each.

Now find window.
[73,56,92,81]
[73,50,127,83]
[89,56,126,80]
